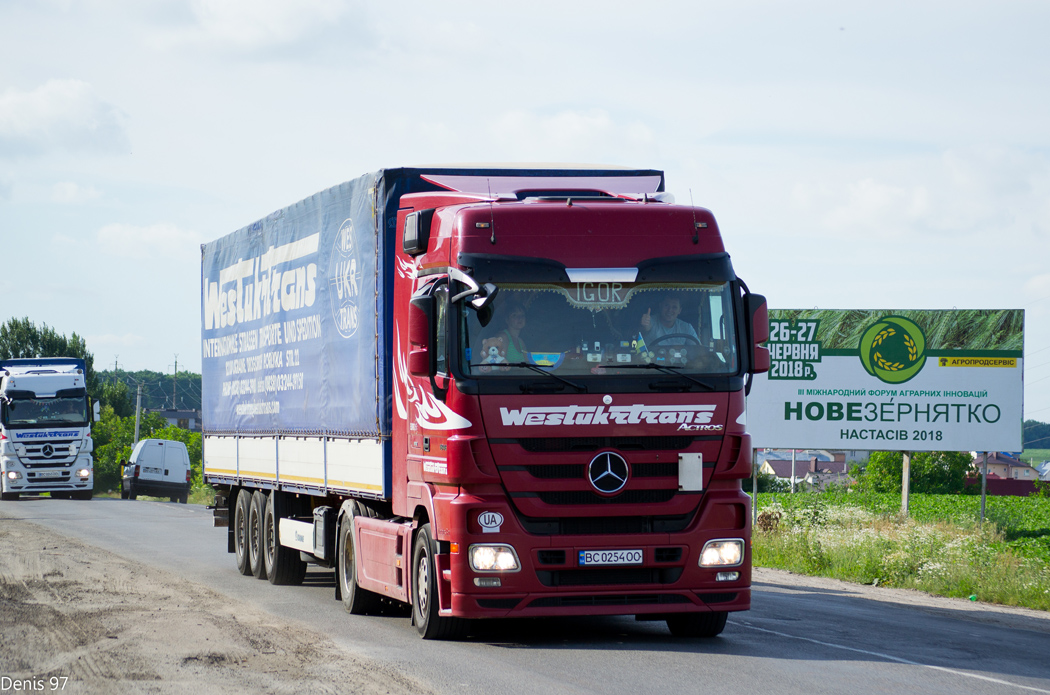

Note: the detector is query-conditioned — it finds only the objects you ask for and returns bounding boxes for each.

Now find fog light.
[469,544,520,572]
[473,577,502,587]
[716,571,740,582]
[6,471,22,480]
[699,539,743,567]
[76,469,90,478]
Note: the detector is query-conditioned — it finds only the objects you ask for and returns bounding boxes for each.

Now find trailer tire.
[249,490,268,579]
[666,611,728,638]
[337,504,381,614]
[233,489,253,576]
[265,492,307,586]
[412,524,465,640]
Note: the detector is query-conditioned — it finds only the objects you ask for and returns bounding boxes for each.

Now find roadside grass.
[753,493,1050,611]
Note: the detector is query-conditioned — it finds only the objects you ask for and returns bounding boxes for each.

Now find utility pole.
[133,383,143,446]
[172,354,178,410]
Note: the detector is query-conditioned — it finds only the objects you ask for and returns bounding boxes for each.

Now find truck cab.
[0,358,96,501]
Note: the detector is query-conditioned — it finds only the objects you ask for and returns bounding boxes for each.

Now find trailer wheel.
[337,504,381,614]
[265,491,306,586]
[412,524,464,640]
[249,490,268,579]
[233,489,253,576]
[666,611,728,638]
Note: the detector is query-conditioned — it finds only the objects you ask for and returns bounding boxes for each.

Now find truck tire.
[666,611,728,638]
[249,490,268,579]
[411,523,465,640]
[265,491,307,586]
[71,490,93,501]
[337,504,381,614]
[1,492,19,501]
[51,492,70,499]
[233,489,253,576]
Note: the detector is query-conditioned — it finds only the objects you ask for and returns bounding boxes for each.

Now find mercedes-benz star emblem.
[42,444,54,458]
[587,452,629,495]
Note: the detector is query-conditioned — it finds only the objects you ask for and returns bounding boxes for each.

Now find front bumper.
[441,489,751,619]
[1,454,93,494]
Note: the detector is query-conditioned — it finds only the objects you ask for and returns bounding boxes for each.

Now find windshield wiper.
[470,362,586,392]
[615,363,715,391]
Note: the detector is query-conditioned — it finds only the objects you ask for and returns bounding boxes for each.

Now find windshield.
[460,281,739,377]
[1,396,89,428]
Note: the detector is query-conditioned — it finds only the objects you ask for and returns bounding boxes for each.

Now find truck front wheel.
[411,524,464,640]
[249,490,268,579]
[265,491,306,586]
[666,611,728,638]
[233,489,253,576]
[1,492,18,502]
[337,505,381,614]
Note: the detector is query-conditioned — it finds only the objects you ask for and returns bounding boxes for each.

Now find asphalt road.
[3,496,1050,695]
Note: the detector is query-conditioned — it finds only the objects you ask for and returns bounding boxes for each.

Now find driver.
[639,294,699,346]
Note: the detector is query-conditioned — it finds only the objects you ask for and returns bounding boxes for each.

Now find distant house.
[971,452,1039,481]
[147,408,202,433]
[1037,461,1050,481]
[760,453,849,490]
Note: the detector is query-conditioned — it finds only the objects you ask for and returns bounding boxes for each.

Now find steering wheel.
[646,333,701,347]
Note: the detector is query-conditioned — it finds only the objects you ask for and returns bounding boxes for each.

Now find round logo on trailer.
[858,315,926,384]
[587,452,629,495]
[329,218,362,338]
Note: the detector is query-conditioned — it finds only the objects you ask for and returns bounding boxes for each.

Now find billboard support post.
[981,452,988,522]
[901,451,911,516]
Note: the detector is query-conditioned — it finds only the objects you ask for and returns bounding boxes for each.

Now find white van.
[121,439,192,503]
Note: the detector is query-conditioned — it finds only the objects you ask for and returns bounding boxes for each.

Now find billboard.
[748,309,1024,452]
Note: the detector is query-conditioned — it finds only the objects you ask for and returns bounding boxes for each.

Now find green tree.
[1024,419,1050,449]
[0,317,100,397]
[99,380,135,418]
[865,451,973,494]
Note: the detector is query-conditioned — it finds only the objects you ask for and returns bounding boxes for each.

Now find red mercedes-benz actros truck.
[202,166,769,639]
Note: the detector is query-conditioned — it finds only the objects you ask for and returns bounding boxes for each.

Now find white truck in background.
[0,358,97,501]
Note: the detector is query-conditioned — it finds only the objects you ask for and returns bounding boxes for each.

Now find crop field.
[752,492,1050,611]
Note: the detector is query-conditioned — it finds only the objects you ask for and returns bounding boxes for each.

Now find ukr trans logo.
[329,218,362,338]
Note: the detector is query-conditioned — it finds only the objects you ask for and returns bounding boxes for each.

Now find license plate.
[142,466,163,475]
[36,470,62,478]
[578,549,643,566]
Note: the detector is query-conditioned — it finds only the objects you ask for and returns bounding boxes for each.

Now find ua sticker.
[859,316,927,384]
[478,511,504,533]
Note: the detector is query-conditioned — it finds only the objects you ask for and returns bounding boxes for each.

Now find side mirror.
[471,283,498,327]
[93,400,101,422]
[403,209,436,256]
[409,295,435,377]
[744,293,770,374]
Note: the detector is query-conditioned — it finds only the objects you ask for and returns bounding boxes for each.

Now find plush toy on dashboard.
[479,335,508,372]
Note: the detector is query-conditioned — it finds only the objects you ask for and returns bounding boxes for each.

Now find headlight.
[469,544,520,572]
[76,468,91,478]
[699,539,744,567]
[6,471,22,480]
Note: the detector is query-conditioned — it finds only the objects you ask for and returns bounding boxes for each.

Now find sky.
[1,0,1048,427]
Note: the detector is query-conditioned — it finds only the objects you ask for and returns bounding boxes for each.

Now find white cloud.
[51,181,102,204]
[487,109,656,163]
[188,0,350,47]
[97,223,203,260]
[0,80,129,156]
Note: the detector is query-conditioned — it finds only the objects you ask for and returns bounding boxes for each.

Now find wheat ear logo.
[858,316,926,384]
